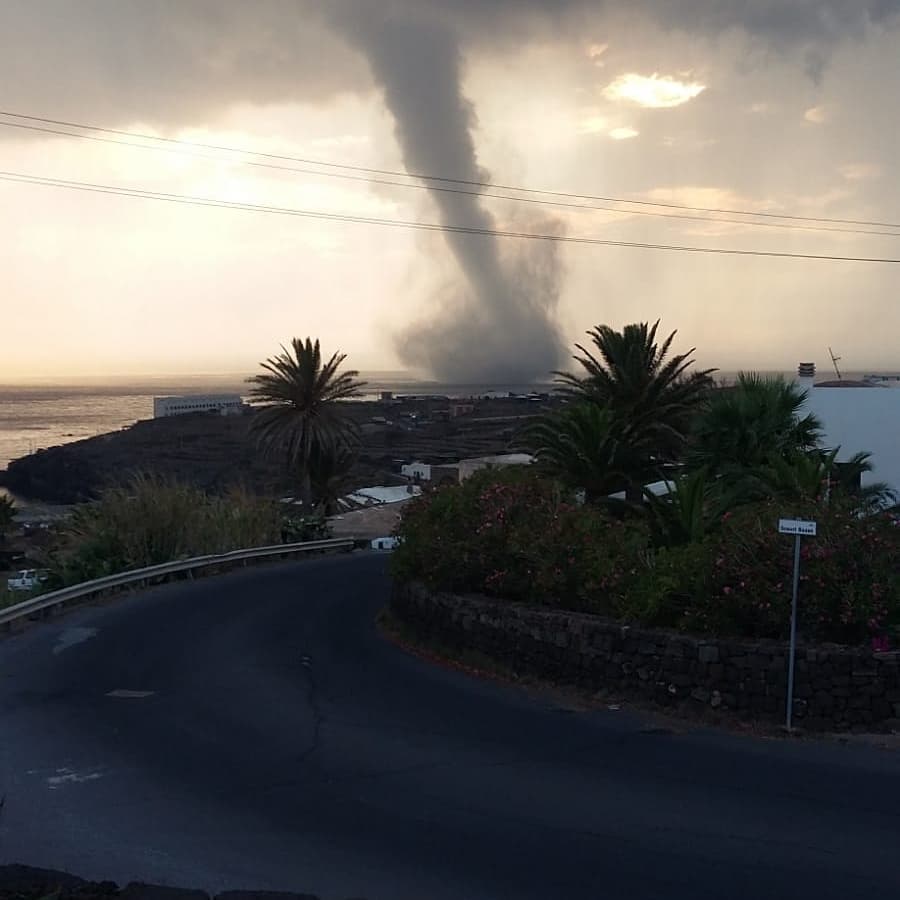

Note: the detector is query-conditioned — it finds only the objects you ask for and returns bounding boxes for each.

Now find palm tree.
[688,373,822,478]
[642,468,738,547]
[538,321,714,505]
[248,338,365,506]
[557,320,715,465]
[759,448,896,512]
[529,402,655,506]
[832,451,897,509]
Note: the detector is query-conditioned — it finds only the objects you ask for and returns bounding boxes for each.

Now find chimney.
[797,362,816,387]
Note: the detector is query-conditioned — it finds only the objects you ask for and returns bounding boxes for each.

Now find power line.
[2,118,898,240]
[3,169,900,264]
[2,108,898,231]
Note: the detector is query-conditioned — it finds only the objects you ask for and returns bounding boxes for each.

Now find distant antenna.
[828,347,842,380]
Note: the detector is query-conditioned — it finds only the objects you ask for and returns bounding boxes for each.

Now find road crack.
[298,654,325,764]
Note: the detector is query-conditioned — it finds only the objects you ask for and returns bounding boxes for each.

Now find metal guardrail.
[0,537,356,629]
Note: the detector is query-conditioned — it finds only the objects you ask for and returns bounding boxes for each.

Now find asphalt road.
[1,553,900,900]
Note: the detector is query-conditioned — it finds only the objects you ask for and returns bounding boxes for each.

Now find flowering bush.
[391,468,645,613]
[621,499,900,644]
[393,470,900,646]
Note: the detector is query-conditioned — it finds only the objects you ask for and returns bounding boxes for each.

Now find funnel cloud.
[3,2,900,378]
[333,7,566,383]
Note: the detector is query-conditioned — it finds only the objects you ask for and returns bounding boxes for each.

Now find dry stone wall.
[393,582,900,732]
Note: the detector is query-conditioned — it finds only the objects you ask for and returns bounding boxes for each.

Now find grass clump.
[50,474,283,585]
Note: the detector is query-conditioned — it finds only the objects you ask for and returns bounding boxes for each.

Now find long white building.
[153,394,245,418]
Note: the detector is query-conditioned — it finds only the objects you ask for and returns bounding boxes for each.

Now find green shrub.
[392,468,647,613]
[281,512,332,543]
[393,469,900,647]
[51,474,283,584]
[0,585,18,609]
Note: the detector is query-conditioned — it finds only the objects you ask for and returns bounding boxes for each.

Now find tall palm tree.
[546,320,714,503]
[556,320,715,463]
[248,338,365,506]
[688,373,822,478]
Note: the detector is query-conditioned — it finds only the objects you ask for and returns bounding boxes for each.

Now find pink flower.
[723,586,732,595]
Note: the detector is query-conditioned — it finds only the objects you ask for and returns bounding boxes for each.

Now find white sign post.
[778,518,817,731]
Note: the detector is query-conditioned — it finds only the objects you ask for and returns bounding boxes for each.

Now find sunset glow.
[603,73,706,108]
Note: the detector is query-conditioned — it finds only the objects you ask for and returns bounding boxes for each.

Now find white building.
[797,364,900,498]
[153,394,245,418]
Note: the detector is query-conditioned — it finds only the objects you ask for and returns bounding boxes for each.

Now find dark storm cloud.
[651,1,900,42]
[0,0,367,125]
[6,2,897,125]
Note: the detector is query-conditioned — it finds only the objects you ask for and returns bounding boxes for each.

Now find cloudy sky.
[1,1,899,381]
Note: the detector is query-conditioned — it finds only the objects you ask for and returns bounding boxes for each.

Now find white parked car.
[6,569,48,592]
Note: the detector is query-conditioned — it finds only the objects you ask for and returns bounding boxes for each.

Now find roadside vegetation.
[0,585,19,610]
[4,337,364,592]
[393,320,900,649]
[47,474,285,585]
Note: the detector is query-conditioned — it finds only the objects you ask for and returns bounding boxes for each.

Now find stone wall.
[393,582,900,732]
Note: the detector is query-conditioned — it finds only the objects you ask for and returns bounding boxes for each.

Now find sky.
[1,0,899,381]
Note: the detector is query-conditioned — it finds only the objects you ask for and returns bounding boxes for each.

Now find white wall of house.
[803,385,900,496]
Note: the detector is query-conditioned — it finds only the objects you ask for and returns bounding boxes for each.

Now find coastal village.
[3,361,898,590]
[0,389,550,581]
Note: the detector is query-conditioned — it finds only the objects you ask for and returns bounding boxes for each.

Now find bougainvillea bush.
[392,469,900,647]
[391,468,646,614]
[628,499,900,646]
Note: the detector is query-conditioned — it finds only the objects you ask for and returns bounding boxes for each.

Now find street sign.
[778,518,817,536]
[778,517,817,731]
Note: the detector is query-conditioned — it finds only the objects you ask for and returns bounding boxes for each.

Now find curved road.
[1,554,899,899]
